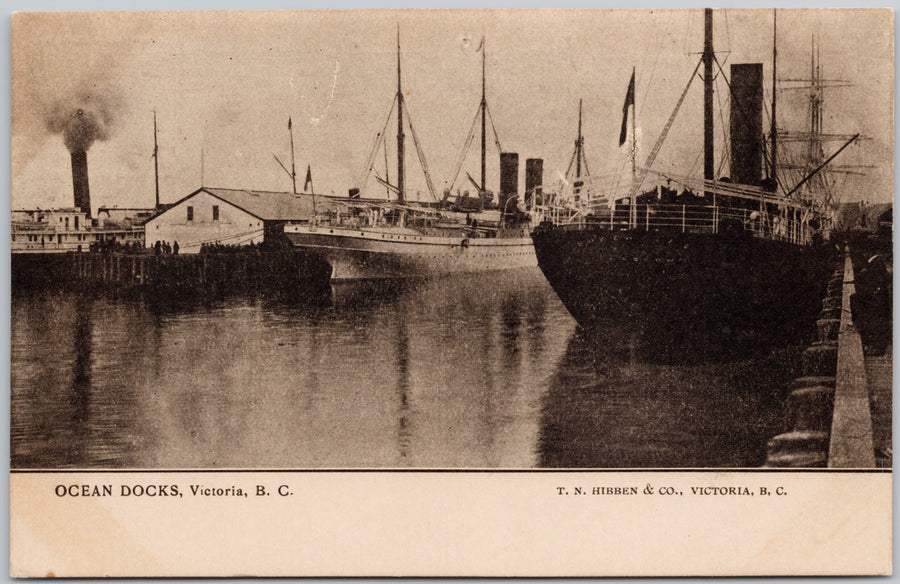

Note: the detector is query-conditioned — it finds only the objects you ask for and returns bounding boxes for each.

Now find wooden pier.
[765,243,890,468]
[828,250,876,467]
[14,249,331,293]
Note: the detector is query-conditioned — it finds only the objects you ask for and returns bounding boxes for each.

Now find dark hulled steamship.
[532,9,851,350]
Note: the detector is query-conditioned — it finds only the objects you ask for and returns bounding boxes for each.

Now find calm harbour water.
[11,268,795,469]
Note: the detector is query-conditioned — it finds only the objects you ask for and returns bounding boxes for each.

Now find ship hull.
[284,224,537,280]
[532,225,834,350]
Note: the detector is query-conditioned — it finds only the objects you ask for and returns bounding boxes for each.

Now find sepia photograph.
[9,7,893,576]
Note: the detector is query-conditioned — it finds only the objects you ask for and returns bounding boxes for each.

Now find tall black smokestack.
[46,88,118,217]
[525,158,543,202]
[729,63,764,185]
[499,152,519,213]
[71,151,91,216]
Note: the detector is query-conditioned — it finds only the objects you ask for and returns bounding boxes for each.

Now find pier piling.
[14,249,330,295]
[764,246,880,468]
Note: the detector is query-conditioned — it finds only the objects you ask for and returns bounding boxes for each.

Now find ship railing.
[552,203,815,245]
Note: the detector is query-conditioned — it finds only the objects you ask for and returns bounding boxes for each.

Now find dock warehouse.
[145,187,331,253]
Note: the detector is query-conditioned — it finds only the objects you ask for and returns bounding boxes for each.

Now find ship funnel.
[729,63,764,186]
[499,152,519,212]
[71,150,91,217]
[525,158,543,205]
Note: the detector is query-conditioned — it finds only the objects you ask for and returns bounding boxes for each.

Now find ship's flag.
[303,165,313,193]
[288,117,292,130]
[476,36,484,52]
[619,69,635,146]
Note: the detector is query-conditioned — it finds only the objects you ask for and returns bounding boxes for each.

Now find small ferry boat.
[12,207,144,254]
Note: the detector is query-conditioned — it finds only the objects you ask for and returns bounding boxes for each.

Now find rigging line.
[566,109,581,182]
[403,101,438,201]
[384,127,391,199]
[453,104,481,177]
[760,86,781,187]
[686,149,702,179]
[357,94,398,191]
[683,10,701,66]
[360,102,399,196]
[192,228,273,249]
[785,133,859,199]
[631,58,703,197]
[637,10,670,119]
[484,103,503,153]
[448,104,483,192]
[454,128,478,192]
[608,141,632,196]
[453,129,478,193]
[177,227,265,248]
[714,81,730,178]
[723,10,731,60]
[577,146,592,182]
[227,231,268,247]
[713,56,757,139]
[358,130,384,196]
[564,148,577,180]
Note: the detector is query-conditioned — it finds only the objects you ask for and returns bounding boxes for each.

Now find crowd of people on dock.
[88,240,146,254]
[86,239,288,255]
[199,242,261,254]
[87,239,183,254]
[153,241,180,255]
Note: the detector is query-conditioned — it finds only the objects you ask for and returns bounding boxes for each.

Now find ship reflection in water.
[12,268,794,469]
[539,325,799,468]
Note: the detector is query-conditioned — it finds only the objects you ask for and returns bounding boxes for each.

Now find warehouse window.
[212,205,219,221]
[187,206,194,221]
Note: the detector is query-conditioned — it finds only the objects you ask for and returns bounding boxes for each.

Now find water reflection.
[11,293,155,467]
[538,328,798,468]
[11,269,800,469]
[12,269,575,468]
[70,296,92,423]
[396,309,411,465]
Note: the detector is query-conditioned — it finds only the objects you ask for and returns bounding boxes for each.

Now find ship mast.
[289,118,297,194]
[567,99,592,181]
[273,119,299,195]
[575,99,583,178]
[396,26,405,204]
[481,38,487,194]
[153,110,160,209]
[444,36,500,201]
[809,37,823,175]
[630,68,636,191]
[703,8,715,186]
[776,33,861,207]
[629,69,637,229]
[770,10,778,186]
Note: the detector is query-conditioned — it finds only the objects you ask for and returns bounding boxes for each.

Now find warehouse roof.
[149,187,336,222]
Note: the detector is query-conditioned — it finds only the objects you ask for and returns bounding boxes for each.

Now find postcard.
[9,8,892,576]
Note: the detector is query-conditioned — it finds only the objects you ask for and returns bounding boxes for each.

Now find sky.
[10,8,894,212]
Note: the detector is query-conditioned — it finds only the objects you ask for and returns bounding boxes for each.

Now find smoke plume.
[46,87,119,152]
